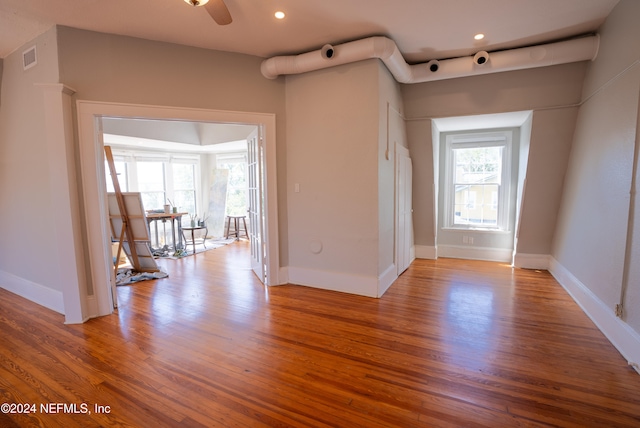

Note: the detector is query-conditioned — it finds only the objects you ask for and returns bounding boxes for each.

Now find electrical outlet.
[462,236,468,244]
[469,237,474,245]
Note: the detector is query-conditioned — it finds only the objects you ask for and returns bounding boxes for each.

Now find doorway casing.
[77,101,280,319]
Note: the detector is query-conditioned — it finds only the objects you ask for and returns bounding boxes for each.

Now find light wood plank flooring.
[1,241,639,427]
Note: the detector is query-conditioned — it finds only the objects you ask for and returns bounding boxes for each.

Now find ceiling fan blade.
[205,0,233,25]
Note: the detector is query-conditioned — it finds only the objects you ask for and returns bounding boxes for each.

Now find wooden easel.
[105,146,159,276]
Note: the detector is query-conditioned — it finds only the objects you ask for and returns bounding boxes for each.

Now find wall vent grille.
[23,46,37,71]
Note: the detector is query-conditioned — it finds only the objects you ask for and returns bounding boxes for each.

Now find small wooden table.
[182,225,208,255]
[146,212,188,250]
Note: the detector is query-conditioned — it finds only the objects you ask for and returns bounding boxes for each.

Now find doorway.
[77,101,280,319]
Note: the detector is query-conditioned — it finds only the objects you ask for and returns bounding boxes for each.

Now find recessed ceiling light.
[183,0,210,5]
[474,33,485,40]
[275,11,286,19]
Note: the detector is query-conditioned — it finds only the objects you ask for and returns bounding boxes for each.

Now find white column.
[37,83,90,324]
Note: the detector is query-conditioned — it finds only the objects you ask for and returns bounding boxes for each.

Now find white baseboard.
[437,245,512,262]
[287,266,381,298]
[378,264,398,297]
[549,257,640,374]
[415,245,437,259]
[513,253,551,270]
[0,269,64,314]
[277,266,289,285]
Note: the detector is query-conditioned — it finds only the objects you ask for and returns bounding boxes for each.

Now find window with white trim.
[171,162,197,215]
[105,159,128,192]
[444,131,512,230]
[216,153,248,216]
[104,150,200,215]
[137,160,166,211]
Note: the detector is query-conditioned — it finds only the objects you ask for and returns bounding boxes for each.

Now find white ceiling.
[0,0,619,61]
[101,117,256,152]
[0,0,620,149]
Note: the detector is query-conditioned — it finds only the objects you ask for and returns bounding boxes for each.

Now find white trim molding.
[378,264,398,297]
[437,245,512,263]
[0,270,64,315]
[550,257,640,375]
[77,100,281,320]
[281,265,398,298]
[288,267,391,298]
[415,245,437,259]
[37,83,88,324]
[513,253,551,270]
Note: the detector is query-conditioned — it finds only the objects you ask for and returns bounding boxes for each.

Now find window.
[137,161,166,211]
[172,163,197,215]
[104,150,200,215]
[105,160,128,192]
[216,153,248,216]
[444,131,512,230]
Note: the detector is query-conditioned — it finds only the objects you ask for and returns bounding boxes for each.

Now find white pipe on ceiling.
[260,35,600,83]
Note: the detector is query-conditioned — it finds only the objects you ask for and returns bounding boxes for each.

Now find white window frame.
[169,156,200,216]
[105,156,129,192]
[443,131,512,231]
[107,149,200,214]
[216,152,249,216]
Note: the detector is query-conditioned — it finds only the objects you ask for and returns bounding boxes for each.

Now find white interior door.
[247,129,265,283]
[396,144,413,275]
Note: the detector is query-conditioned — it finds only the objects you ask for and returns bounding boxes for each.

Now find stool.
[225,215,248,240]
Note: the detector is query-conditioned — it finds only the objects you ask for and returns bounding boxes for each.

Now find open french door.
[247,128,266,283]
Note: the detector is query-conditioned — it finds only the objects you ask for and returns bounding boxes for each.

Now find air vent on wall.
[22,45,37,71]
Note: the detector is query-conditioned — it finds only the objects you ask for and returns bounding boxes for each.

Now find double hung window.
[216,153,248,216]
[171,162,197,215]
[137,161,166,212]
[444,131,512,231]
[105,159,128,192]
[105,151,199,215]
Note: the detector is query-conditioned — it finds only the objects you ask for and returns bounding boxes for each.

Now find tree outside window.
[217,155,248,217]
[453,145,502,226]
[172,163,196,215]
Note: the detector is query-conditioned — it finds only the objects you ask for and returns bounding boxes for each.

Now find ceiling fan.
[184,0,233,25]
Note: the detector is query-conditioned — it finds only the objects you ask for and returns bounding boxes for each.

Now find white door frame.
[76,100,280,319]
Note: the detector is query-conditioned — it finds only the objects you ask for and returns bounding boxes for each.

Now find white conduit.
[260,35,600,83]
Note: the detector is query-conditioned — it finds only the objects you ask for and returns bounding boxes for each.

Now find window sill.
[441,226,511,234]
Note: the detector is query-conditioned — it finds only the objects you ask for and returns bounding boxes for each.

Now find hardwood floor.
[1,242,639,427]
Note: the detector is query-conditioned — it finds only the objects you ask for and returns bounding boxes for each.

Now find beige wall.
[377,62,407,277]
[57,27,284,114]
[0,59,3,101]
[517,107,578,254]
[285,60,380,293]
[284,59,406,296]
[55,26,289,263]
[553,0,640,333]
[402,62,587,257]
[0,28,63,298]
